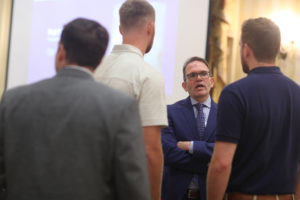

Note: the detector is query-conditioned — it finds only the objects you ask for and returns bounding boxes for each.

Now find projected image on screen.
[8,0,210,104]
[26,0,178,95]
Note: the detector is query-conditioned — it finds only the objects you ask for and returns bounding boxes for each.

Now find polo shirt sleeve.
[215,87,244,144]
[138,73,168,127]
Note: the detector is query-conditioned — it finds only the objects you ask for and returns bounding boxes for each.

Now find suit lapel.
[180,97,200,140]
[203,100,217,141]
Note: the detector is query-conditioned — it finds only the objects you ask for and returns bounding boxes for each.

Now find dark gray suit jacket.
[0,67,150,200]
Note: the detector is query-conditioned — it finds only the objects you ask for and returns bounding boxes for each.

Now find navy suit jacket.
[161,96,217,200]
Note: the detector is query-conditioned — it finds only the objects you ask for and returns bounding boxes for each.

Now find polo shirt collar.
[249,66,281,74]
[112,44,143,58]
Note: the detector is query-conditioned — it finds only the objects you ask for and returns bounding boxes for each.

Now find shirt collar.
[112,44,143,58]
[248,66,281,74]
[190,96,211,108]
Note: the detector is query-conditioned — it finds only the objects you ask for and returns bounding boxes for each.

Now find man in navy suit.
[161,56,217,200]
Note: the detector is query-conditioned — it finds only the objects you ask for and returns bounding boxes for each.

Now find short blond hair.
[119,0,155,31]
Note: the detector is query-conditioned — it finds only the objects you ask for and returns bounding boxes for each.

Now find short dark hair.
[60,18,109,69]
[119,0,155,31]
[182,56,209,81]
[241,17,281,63]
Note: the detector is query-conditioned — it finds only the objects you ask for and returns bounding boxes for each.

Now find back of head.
[119,0,155,32]
[241,17,281,63]
[60,18,109,69]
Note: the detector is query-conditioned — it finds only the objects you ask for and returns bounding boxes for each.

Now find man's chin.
[242,67,250,74]
[194,91,208,97]
[194,88,205,92]
[241,61,250,73]
[145,46,152,54]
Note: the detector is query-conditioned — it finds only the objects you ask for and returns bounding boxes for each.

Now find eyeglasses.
[186,71,210,80]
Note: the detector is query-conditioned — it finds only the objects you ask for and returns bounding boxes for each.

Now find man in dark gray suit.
[0,18,150,200]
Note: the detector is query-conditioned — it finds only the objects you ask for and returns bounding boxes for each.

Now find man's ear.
[55,43,66,71]
[146,21,154,35]
[243,43,252,58]
[119,25,123,35]
[209,76,215,88]
[182,81,188,92]
[57,44,66,62]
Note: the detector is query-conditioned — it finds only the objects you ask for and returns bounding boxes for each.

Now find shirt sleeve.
[215,87,244,144]
[189,141,194,154]
[138,72,168,127]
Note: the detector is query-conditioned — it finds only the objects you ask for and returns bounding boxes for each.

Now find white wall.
[169,0,210,104]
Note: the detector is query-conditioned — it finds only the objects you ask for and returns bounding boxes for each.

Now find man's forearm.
[147,146,163,200]
[143,126,163,200]
[206,159,232,200]
[206,141,237,200]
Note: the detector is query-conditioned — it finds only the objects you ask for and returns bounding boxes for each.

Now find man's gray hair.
[119,0,155,31]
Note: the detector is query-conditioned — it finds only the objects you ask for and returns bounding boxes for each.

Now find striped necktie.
[195,103,205,140]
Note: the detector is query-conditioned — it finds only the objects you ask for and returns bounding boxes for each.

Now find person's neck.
[193,95,210,104]
[58,63,94,73]
[122,35,147,55]
[248,60,275,71]
[81,66,95,73]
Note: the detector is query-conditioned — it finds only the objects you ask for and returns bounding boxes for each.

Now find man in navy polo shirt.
[207,17,300,200]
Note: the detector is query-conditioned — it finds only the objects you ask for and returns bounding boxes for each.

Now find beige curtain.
[239,0,300,85]
[209,0,241,102]
[210,0,300,102]
[0,0,12,98]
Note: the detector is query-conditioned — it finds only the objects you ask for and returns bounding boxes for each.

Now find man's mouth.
[195,83,204,89]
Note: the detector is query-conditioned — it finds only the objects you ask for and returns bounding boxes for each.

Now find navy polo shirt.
[216,66,300,194]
